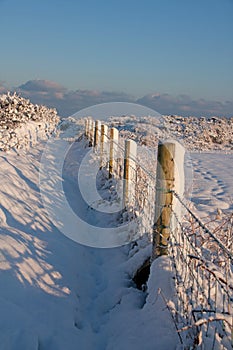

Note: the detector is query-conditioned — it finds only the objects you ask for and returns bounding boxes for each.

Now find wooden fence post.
[109,127,119,179]
[123,139,137,208]
[86,118,91,140]
[100,124,108,168]
[85,118,89,138]
[85,117,92,145]
[94,120,101,148]
[173,142,185,225]
[152,142,175,260]
[89,119,95,146]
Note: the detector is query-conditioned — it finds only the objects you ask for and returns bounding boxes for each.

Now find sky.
[0,0,233,117]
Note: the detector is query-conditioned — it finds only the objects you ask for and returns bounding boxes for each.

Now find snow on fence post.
[94,120,101,148]
[85,117,92,145]
[152,142,175,260]
[89,119,95,147]
[109,127,119,179]
[123,139,137,208]
[100,124,108,168]
[172,141,185,228]
[85,118,90,139]
[85,118,89,138]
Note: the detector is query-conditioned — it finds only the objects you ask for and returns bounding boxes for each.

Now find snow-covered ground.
[0,116,232,349]
[191,153,233,215]
[0,137,179,350]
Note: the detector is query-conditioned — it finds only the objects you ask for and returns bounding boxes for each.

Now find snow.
[0,116,232,349]
[191,152,233,214]
[0,132,179,349]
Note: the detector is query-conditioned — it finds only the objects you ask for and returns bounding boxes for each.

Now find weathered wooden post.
[89,119,95,146]
[109,127,119,179]
[94,120,101,148]
[85,118,89,138]
[123,139,137,208]
[86,118,92,144]
[152,142,175,260]
[85,118,90,139]
[100,124,108,168]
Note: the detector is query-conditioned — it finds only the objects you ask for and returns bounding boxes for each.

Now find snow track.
[0,136,179,349]
[191,152,233,214]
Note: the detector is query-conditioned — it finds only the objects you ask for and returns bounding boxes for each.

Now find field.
[0,113,232,349]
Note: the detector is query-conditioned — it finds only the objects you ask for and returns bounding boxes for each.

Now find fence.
[85,117,156,242]
[170,193,233,348]
[84,117,233,349]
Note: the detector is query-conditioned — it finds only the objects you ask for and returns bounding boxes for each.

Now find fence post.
[89,119,95,146]
[94,120,101,148]
[152,142,175,260]
[109,127,119,179]
[86,118,91,140]
[85,118,92,145]
[123,139,137,208]
[85,118,89,138]
[100,124,108,168]
[172,142,185,229]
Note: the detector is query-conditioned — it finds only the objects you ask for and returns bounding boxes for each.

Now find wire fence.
[84,119,233,349]
[99,131,156,242]
[169,192,233,348]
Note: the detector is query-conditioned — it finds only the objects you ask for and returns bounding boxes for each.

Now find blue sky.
[0,0,232,116]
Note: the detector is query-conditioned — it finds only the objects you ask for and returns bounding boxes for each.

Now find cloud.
[137,93,233,117]
[19,80,66,93]
[9,79,233,118]
[16,80,134,116]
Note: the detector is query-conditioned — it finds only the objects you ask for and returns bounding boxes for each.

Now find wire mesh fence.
[84,119,233,348]
[100,130,156,241]
[171,192,233,348]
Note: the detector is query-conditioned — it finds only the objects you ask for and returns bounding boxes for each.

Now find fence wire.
[85,120,233,349]
[170,191,233,348]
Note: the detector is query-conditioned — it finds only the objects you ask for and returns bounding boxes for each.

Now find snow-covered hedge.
[109,114,233,152]
[163,115,233,151]
[0,92,60,151]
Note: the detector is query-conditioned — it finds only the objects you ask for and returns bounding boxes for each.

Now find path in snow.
[2,119,233,350]
[0,136,179,350]
[0,129,232,349]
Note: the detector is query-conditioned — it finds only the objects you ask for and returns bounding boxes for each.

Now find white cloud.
[19,80,66,93]
[4,79,232,118]
[137,93,233,117]
[16,80,134,116]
